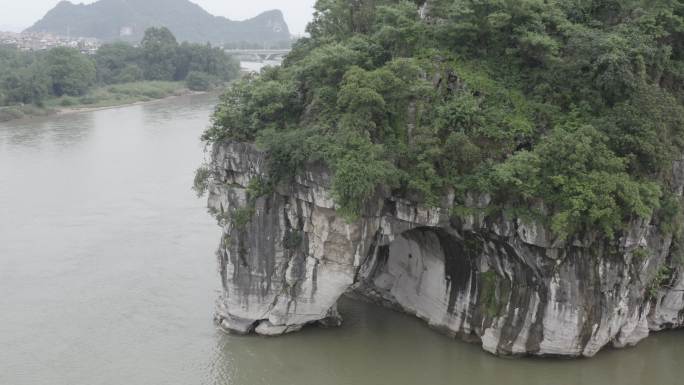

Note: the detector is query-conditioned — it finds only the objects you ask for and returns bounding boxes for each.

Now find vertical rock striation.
[207,141,684,357]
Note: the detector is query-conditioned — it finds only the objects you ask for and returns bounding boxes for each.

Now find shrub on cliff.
[204,0,684,241]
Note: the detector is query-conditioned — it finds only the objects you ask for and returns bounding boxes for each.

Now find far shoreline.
[0,81,227,124]
[54,88,211,117]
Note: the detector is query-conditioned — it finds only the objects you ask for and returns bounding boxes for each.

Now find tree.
[44,47,96,96]
[492,122,660,239]
[175,42,239,81]
[94,42,141,84]
[140,27,179,81]
[185,71,215,91]
[1,63,51,105]
[116,64,144,83]
[373,1,426,58]
[308,0,385,39]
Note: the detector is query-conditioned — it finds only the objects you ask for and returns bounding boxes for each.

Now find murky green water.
[1,94,682,385]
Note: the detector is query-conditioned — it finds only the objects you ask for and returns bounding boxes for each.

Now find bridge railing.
[225,49,291,63]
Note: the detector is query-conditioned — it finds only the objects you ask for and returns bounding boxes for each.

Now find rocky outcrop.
[206,141,684,357]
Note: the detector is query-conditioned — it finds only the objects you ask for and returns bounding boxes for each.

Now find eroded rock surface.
[207,141,684,357]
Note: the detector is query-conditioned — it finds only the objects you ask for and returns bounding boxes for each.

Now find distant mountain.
[26,0,291,45]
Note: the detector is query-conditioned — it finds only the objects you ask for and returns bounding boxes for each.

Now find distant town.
[0,31,100,54]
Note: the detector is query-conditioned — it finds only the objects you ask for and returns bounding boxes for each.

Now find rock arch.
[208,141,684,357]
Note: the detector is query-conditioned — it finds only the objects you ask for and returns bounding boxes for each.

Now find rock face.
[207,141,684,357]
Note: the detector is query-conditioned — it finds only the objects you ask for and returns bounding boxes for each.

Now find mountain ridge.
[26,0,291,45]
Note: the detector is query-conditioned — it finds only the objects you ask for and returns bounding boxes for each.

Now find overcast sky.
[0,0,317,35]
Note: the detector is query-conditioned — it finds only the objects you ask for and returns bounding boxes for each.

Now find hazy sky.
[0,0,317,35]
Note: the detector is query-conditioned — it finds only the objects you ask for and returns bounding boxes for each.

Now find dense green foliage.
[186,71,217,91]
[45,47,97,96]
[141,27,180,81]
[204,0,684,240]
[94,42,143,84]
[0,47,51,106]
[97,28,239,85]
[0,27,239,109]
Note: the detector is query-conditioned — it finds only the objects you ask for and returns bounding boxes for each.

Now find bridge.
[224,49,291,62]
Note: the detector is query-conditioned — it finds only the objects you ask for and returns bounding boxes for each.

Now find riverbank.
[0,81,216,122]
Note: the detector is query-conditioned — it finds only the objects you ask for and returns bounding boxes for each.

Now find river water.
[1,93,683,385]
[241,60,282,73]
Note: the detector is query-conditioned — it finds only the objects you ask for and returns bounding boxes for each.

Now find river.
[1,93,682,385]
[241,60,283,73]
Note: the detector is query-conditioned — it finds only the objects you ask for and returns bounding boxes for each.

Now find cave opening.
[351,227,480,326]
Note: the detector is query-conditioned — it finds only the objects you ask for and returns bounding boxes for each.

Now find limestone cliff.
[206,141,684,357]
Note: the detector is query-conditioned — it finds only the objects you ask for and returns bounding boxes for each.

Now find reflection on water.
[1,93,683,385]
[2,113,94,149]
[208,297,683,385]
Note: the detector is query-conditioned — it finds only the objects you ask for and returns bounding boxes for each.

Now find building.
[0,31,101,54]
